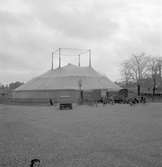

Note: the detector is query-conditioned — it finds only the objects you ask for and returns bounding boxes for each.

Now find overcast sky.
[0,0,161,84]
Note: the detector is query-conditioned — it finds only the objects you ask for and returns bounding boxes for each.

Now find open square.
[0,103,161,167]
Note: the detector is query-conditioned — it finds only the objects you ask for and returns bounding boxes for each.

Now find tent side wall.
[12,90,81,103]
[12,89,105,104]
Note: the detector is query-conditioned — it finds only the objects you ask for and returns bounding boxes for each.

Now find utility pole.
[134,55,141,96]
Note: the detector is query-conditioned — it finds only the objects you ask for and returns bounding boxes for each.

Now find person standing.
[30,159,40,167]
[49,98,53,106]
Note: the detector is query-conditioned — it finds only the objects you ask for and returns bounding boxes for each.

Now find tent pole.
[51,51,54,70]
[59,48,61,68]
[89,49,91,67]
[78,54,80,67]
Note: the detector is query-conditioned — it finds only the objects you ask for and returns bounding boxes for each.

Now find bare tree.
[121,61,133,87]
[146,56,162,95]
[121,53,149,96]
[157,57,162,80]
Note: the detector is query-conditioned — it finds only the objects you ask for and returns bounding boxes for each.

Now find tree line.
[0,81,24,91]
[121,53,162,96]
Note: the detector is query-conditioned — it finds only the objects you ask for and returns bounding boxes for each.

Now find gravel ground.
[0,103,162,167]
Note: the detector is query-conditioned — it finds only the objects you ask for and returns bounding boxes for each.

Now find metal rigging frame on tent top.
[51,48,92,70]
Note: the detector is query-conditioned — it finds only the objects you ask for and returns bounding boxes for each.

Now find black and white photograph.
[0,0,161,166]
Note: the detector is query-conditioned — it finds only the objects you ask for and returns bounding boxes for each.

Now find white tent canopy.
[15,64,121,91]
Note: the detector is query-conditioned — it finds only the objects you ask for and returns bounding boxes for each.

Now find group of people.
[127,96,146,105]
[98,95,146,105]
